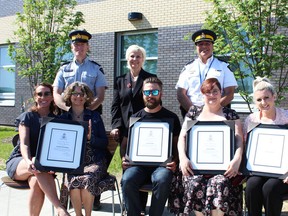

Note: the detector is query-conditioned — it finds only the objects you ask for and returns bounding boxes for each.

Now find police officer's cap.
[192,29,217,44]
[69,29,92,43]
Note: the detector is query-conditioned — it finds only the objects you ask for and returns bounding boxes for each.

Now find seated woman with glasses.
[6,83,69,216]
[169,78,244,216]
[60,81,108,216]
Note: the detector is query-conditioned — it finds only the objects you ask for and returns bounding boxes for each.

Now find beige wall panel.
[0,0,212,43]
[0,16,17,44]
[77,0,213,33]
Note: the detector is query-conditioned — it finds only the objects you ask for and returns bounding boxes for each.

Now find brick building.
[0,0,285,129]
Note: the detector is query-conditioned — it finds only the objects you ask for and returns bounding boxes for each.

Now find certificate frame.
[245,124,288,178]
[126,117,173,166]
[35,117,87,173]
[187,120,235,175]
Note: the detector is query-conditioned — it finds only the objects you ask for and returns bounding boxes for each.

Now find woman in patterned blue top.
[60,81,108,216]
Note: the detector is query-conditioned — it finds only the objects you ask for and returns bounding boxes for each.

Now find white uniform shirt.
[176,56,238,106]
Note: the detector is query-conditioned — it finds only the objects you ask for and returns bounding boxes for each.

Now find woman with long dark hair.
[6,83,69,216]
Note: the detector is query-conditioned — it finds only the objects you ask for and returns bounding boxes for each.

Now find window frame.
[0,45,15,106]
[215,54,254,113]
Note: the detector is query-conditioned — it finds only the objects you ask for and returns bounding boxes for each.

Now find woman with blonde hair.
[110,44,156,214]
[111,44,156,142]
[244,77,288,216]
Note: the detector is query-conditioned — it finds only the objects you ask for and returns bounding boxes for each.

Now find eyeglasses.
[204,89,220,96]
[71,91,85,97]
[36,91,52,97]
[143,89,160,96]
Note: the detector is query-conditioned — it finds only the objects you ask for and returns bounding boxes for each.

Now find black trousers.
[245,176,288,216]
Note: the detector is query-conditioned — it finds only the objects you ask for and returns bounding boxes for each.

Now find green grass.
[107,146,122,176]
[0,126,17,170]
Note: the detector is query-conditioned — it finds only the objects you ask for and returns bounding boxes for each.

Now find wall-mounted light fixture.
[128,12,143,21]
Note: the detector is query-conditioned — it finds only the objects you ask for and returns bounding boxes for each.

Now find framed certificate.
[35,117,87,173]
[126,117,173,166]
[187,120,235,174]
[245,124,288,178]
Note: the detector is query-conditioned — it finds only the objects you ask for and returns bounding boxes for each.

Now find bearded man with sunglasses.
[120,77,181,216]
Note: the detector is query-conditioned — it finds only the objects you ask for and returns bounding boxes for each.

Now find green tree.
[8,0,84,96]
[205,0,288,111]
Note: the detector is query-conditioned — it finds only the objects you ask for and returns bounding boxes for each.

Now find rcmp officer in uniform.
[53,30,107,210]
[53,29,107,113]
[176,29,238,118]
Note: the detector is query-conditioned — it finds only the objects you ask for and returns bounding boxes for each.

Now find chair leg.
[121,200,126,216]
[112,190,115,216]
[55,177,61,194]
[53,177,61,216]
[120,188,126,216]
[3,184,12,216]
[67,195,71,210]
[52,205,55,216]
[115,178,122,212]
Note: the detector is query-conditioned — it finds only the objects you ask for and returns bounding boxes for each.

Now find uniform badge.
[189,69,196,74]
[212,69,221,76]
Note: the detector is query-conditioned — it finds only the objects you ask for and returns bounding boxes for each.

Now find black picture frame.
[35,117,87,173]
[126,117,173,166]
[186,120,235,175]
[245,123,288,178]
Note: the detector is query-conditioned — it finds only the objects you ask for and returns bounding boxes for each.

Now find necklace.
[72,112,83,120]
[130,71,139,81]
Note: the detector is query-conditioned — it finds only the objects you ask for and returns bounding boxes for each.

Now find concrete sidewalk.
[0,170,174,216]
[3,169,288,216]
[0,170,124,216]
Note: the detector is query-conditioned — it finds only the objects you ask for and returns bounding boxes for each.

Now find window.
[215,27,256,113]
[217,55,255,113]
[117,30,158,76]
[235,60,254,94]
[0,46,15,106]
[230,60,255,113]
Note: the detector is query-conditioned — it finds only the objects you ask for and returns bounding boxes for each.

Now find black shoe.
[93,200,102,211]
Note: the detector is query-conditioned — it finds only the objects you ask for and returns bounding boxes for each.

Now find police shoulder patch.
[62,61,73,72]
[90,60,104,74]
[215,56,228,63]
[185,59,195,66]
[61,61,71,66]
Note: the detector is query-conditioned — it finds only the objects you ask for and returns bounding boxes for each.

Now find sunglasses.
[71,92,85,97]
[36,91,52,97]
[143,89,160,96]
